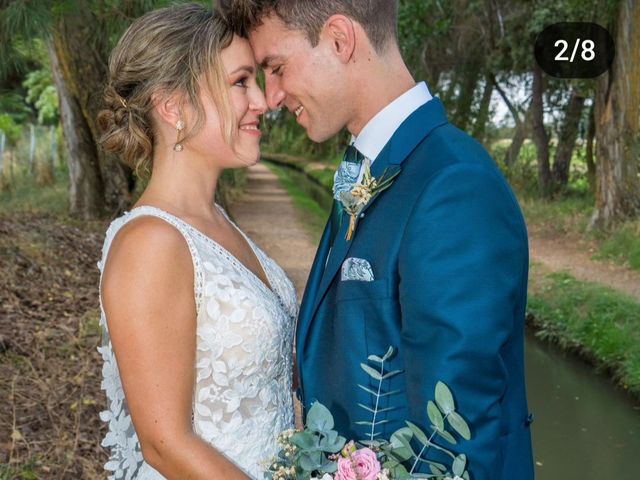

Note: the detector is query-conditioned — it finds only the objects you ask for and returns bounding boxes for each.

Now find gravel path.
[229,163,318,299]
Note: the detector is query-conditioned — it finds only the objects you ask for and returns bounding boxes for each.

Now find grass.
[265,161,329,241]
[594,220,640,270]
[0,460,40,480]
[0,164,69,217]
[527,263,640,396]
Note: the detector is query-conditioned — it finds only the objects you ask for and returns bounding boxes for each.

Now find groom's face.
[249,14,350,142]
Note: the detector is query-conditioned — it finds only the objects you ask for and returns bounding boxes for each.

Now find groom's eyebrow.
[260,55,283,70]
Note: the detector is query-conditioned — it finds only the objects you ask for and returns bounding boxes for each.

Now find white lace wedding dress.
[97,206,297,479]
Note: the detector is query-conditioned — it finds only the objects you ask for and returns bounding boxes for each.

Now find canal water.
[268,161,640,479]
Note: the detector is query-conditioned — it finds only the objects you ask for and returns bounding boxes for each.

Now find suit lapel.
[301,98,450,343]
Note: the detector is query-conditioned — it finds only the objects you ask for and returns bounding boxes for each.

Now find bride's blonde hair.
[98,4,235,176]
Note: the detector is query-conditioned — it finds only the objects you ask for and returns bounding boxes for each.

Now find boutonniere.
[339,159,400,241]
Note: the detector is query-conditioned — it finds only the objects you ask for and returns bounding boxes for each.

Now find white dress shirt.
[352,81,432,180]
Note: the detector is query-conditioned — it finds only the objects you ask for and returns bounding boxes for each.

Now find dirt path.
[229,163,317,299]
[230,163,640,305]
[528,228,640,301]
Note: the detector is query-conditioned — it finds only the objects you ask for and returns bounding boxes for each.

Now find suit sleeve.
[397,162,528,479]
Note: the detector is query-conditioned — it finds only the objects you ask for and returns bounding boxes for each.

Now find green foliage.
[264,346,473,479]
[0,113,22,143]
[595,221,640,271]
[23,69,58,125]
[528,269,640,394]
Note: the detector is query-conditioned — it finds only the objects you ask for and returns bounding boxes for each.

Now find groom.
[221,1,534,478]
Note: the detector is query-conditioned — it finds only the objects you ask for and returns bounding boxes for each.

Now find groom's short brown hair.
[218,0,398,53]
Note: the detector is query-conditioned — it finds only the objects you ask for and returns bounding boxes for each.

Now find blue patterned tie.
[330,145,364,244]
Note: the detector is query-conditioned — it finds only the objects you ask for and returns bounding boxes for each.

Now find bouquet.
[264,347,472,480]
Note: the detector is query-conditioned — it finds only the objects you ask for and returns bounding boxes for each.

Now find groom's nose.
[265,75,286,110]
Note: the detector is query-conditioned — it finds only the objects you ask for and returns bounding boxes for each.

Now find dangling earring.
[173,120,185,152]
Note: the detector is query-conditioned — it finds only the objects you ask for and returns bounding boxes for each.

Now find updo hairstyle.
[98,3,235,175]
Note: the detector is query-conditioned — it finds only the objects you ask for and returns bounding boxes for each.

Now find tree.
[0,1,161,218]
[590,0,640,229]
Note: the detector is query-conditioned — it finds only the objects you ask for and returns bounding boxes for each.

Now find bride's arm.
[101,217,250,480]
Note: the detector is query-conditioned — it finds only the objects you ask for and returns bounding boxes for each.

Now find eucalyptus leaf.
[290,431,317,450]
[427,400,444,431]
[381,369,404,380]
[452,453,467,476]
[448,411,471,440]
[379,389,402,397]
[355,421,374,426]
[298,451,322,471]
[382,345,395,361]
[368,354,384,363]
[306,402,334,433]
[428,462,446,474]
[357,384,379,396]
[357,402,377,414]
[431,426,457,445]
[463,471,470,480]
[360,363,383,380]
[391,427,416,457]
[435,381,455,414]
[390,427,414,449]
[405,421,430,446]
[320,457,338,473]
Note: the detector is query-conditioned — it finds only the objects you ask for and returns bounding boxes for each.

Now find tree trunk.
[552,90,586,191]
[452,60,482,131]
[585,103,596,194]
[531,63,552,196]
[471,73,494,143]
[47,39,104,219]
[50,3,133,218]
[590,0,640,229]
[493,75,530,168]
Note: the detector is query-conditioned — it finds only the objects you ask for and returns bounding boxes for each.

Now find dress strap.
[98,206,204,317]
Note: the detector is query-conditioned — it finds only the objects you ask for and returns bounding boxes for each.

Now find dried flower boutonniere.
[339,159,400,241]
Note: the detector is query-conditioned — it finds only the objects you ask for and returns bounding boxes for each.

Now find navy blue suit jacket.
[296,98,534,479]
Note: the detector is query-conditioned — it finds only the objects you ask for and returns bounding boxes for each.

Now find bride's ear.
[151,90,185,129]
[323,14,356,64]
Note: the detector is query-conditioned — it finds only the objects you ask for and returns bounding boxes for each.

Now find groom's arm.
[397,162,528,479]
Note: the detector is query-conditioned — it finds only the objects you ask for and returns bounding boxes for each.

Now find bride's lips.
[239,121,261,137]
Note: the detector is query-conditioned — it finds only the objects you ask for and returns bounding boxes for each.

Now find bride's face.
[191,35,267,169]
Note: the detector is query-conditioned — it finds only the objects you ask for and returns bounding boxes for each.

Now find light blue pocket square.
[341,257,374,282]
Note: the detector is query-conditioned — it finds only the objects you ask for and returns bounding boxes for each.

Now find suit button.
[359,213,365,218]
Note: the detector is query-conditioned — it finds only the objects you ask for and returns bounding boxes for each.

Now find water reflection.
[526,330,640,478]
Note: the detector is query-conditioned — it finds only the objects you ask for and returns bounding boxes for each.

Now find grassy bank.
[527,263,640,397]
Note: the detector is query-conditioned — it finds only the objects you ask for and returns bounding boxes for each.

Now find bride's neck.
[136,154,222,219]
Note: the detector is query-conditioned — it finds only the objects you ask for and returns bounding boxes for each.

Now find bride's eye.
[233,76,249,88]
[271,65,283,76]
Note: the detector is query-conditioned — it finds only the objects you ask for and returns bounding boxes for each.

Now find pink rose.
[335,456,357,480]
[334,448,381,480]
[352,448,381,480]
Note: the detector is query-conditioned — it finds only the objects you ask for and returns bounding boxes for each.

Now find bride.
[96,4,296,479]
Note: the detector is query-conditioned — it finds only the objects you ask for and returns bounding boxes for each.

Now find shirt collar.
[353,82,432,161]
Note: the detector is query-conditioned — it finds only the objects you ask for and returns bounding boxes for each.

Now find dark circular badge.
[534,22,615,78]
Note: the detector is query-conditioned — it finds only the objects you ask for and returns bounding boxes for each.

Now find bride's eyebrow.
[229,65,256,75]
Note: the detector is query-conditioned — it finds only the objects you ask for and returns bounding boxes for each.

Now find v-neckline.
[128,205,278,303]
